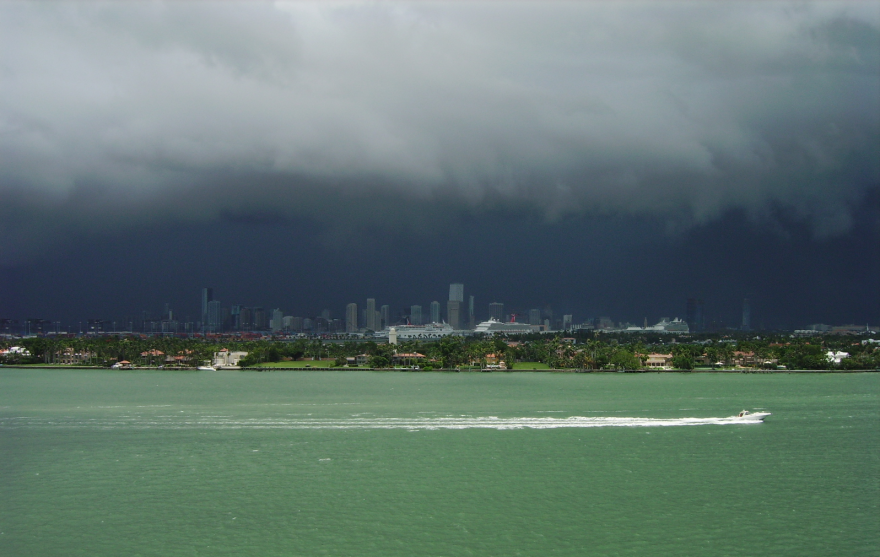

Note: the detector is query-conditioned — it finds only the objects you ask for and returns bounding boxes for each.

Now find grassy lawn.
[509,361,552,370]
[255,361,340,368]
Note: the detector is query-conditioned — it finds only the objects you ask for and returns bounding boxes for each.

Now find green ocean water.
[1,369,877,556]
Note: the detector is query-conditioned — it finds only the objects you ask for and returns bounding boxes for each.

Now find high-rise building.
[315,316,329,332]
[270,308,284,332]
[447,300,461,329]
[161,318,179,335]
[563,314,573,330]
[0,319,18,335]
[449,283,464,303]
[239,307,253,331]
[366,298,377,330]
[219,307,230,332]
[489,302,504,321]
[206,300,221,333]
[528,309,541,325]
[346,303,358,333]
[410,305,422,325]
[430,301,440,324]
[742,298,751,331]
[289,316,304,332]
[686,298,705,332]
[468,295,475,329]
[230,305,242,331]
[201,287,213,330]
[380,305,390,329]
[253,307,267,331]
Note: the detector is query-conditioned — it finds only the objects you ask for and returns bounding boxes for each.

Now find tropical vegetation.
[1,332,878,371]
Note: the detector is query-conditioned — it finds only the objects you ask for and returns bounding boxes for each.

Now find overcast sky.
[1,1,878,328]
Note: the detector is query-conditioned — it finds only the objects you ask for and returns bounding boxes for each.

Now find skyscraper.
[239,307,253,331]
[219,307,229,332]
[489,302,504,321]
[468,295,475,329]
[380,305,390,329]
[449,283,464,303]
[270,309,284,332]
[410,305,422,325]
[289,316,304,332]
[230,305,241,331]
[201,287,213,330]
[366,298,377,330]
[253,307,267,331]
[528,309,541,325]
[686,298,705,332]
[447,300,461,329]
[430,301,440,324]
[206,300,221,333]
[346,303,358,333]
[742,298,751,331]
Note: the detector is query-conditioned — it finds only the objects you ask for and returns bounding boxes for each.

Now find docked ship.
[473,318,534,335]
[623,317,690,334]
[381,322,455,339]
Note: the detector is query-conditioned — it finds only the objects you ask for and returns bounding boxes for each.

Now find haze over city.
[1,2,878,329]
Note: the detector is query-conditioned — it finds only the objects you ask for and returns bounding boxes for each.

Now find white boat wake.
[1,414,769,430]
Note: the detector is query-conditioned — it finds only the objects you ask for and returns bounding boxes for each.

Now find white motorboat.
[734,410,770,421]
[197,365,216,371]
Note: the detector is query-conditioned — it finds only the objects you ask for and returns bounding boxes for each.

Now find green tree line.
[2,333,879,371]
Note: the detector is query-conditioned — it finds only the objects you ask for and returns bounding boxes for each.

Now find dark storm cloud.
[1,1,878,264]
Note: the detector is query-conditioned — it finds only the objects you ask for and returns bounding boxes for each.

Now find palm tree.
[717,343,734,366]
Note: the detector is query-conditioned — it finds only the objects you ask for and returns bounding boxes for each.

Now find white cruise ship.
[473,318,535,335]
[380,322,455,339]
[623,317,690,333]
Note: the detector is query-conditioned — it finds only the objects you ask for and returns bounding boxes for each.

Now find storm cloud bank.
[1,1,878,263]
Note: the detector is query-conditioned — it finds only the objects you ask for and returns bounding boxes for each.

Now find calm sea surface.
[1,369,877,556]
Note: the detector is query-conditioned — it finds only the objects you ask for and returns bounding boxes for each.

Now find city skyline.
[3,282,874,337]
[0,2,877,331]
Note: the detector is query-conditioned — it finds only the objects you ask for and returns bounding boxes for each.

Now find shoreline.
[1,364,876,373]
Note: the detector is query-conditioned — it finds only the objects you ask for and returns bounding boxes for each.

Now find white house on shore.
[213,349,249,369]
[644,353,674,369]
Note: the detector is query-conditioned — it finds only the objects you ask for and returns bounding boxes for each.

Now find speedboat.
[197,365,216,371]
[734,410,770,421]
